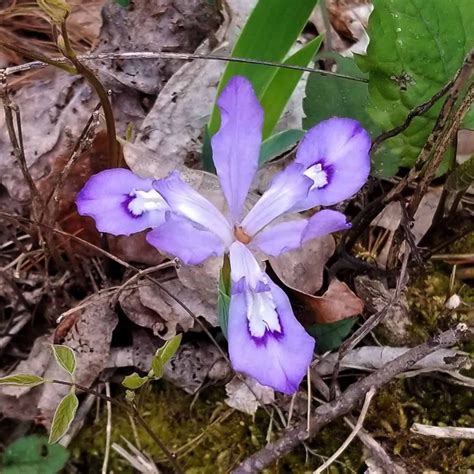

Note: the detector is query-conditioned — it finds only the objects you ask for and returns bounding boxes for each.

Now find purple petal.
[294,117,371,208]
[153,171,233,246]
[302,209,351,242]
[252,210,351,256]
[240,163,313,236]
[146,213,225,265]
[212,76,263,223]
[228,276,315,394]
[229,241,264,289]
[76,168,167,236]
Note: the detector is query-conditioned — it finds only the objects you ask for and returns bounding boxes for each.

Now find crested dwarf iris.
[77,76,370,394]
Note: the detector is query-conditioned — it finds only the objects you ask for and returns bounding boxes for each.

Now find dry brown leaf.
[225,376,274,415]
[306,278,364,324]
[354,275,412,345]
[0,295,117,426]
[120,277,218,340]
[371,188,442,267]
[0,0,221,202]
[270,235,336,295]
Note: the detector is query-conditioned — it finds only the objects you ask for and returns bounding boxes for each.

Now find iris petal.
[294,117,371,208]
[147,213,225,265]
[212,76,263,223]
[252,210,351,256]
[228,242,315,393]
[76,168,168,236]
[240,163,312,236]
[153,171,233,246]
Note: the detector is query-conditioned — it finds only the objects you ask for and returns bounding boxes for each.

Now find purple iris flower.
[76,76,371,394]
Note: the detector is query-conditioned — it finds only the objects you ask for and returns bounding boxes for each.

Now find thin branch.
[102,382,112,474]
[328,250,410,398]
[232,323,472,473]
[371,79,455,152]
[3,51,368,83]
[314,387,376,474]
[411,423,474,440]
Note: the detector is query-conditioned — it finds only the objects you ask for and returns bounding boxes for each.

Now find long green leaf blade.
[208,0,319,136]
[260,35,323,138]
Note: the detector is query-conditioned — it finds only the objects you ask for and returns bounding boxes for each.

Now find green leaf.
[49,392,79,444]
[151,334,182,379]
[260,35,323,138]
[462,106,474,130]
[217,255,231,338]
[357,0,474,171]
[0,374,44,387]
[308,318,356,353]
[51,345,76,376]
[2,434,69,474]
[122,372,149,390]
[114,0,130,6]
[259,129,305,165]
[203,0,319,170]
[303,53,375,131]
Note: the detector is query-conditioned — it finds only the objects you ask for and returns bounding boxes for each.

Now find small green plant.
[122,334,183,399]
[0,337,184,470]
[0,434,69,474]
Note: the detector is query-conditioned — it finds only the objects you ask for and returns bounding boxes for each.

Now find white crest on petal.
[128,189,168,216]
[245,285,282,338]
[304,163,328,190]
[230,242,282,338]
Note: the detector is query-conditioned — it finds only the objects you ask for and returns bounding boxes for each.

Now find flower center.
[234,226,252,244]
[304,163,328,190]
[128,189,166,217]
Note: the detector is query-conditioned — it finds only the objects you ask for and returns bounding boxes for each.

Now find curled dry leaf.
[271,237,363,324]
[307,278,364,324]
[313,346,471,376]
[0,295,117,426]
[225,376,275,415]
[133,0,255,168]
[120,278,218,340]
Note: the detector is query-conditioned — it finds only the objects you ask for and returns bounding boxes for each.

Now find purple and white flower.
[76,76,371,394]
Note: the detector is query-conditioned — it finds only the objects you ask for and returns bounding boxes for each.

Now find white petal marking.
[128,189,168,216]
[304,163,328,190]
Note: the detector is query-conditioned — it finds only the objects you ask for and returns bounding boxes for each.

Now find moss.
[71,383,364,473]
[405,264,474,343]
[365,378,474,472]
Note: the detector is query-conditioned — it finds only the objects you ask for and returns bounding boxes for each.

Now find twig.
[328,250,410,398]
[0,210,277,425]
[371,79,455,152]
[310,372,405,474]
[3,51,368,83]
[102,382,112,474]
[411,423,474,440]
[48,102,102,222]
[232,323,471,473]
[314,387,376,474]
